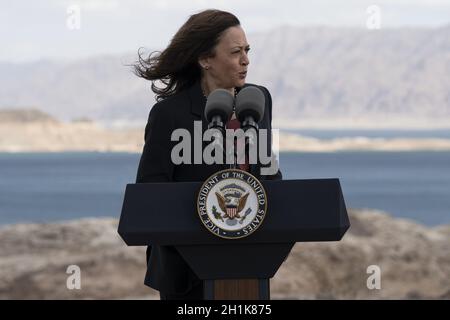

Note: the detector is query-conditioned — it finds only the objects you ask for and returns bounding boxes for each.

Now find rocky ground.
[0,208,449,300]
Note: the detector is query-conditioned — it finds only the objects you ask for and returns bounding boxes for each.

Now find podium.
[118,178,350,300]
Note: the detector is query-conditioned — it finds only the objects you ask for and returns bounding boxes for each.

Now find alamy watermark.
[366,264,381,290]
[170,121,279,175]
[366,5,382,30]
[66,265,81,290]
[66,5,81,30]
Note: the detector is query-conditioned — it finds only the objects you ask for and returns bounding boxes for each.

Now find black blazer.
[136,79,282,294]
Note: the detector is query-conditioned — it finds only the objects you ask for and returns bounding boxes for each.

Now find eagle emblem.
[215,191,249,219]
[197,169,267,239]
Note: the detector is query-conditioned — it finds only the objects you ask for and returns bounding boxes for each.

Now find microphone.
[235,86,265,131]
[204,89,234,131]
[234,86,266,170]
[204,89,234,165]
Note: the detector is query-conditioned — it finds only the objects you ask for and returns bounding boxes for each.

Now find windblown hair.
[133,9,240,101]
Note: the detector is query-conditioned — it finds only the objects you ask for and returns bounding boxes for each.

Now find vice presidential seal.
[197,169,267,239]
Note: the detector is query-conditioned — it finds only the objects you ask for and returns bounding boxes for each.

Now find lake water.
[0,151,449,226]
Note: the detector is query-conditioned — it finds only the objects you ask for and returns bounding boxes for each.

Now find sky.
[1,0,449,62]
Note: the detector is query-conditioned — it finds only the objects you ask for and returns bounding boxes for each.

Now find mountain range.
[0,25,449,128]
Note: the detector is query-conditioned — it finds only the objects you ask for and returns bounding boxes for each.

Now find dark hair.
[133,9,240,101]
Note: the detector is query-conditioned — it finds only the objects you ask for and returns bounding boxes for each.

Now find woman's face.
[201,26,250,89]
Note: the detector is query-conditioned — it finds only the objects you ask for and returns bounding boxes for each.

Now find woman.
[133,9,282,300]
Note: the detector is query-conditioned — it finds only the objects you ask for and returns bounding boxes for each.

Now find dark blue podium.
[118,178,350,299]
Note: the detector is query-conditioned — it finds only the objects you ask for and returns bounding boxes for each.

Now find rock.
[272,209,450,299]
[0,121,143,153]
[0,209,448,299]
[0,109,57,124]
[0,218,157,299]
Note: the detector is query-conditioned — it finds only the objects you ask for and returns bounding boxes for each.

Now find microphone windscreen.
[204,89,234,122]
[235,86,265,122]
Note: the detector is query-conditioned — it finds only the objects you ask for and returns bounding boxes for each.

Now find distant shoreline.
[273,117,450,130]
[2,119,450,153]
